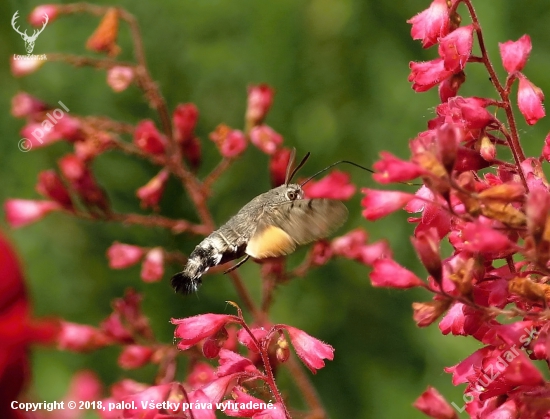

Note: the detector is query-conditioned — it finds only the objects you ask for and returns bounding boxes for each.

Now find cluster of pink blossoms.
[361,1,550,418]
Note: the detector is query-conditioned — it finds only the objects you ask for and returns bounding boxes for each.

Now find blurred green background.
[2,0,550,418]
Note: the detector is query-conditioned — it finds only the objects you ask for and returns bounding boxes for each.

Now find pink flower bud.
[11,92,47,118]
[86,8,120,57]
[542,133,550,162]
[409,58,453,92]
[303,170,356,200]
[36,170,74,210]
[411,228,442,282]
[136,169,169,210]
[438,25,474,72]
[210,124,247,158]
[517,74,545,126]
[173,103,199,142]
[479,136,496,162]
[372,152,424,183]
[249,125,283,155]
[269,147,292,187]
[246,84,274,127]
[412,300,451,328]
[283,325,334,374]
[171,313,238,350]
[106,66,134,92]
[58,322,110,351]
[106,242,144,269]
[140,248,164,282]
[499,35,532,74]
[4,199,61,228]
[237,327,268,353]
[438,71,465,103]
[29,5,59,26]
[407,0,450,48]
[361,189,414,221]
[370,258,425,289]
[118,345,153,369]
[310,240,333,266]
[217,348,259,377]
[413,386,457,419]
[133,120,167,154]
[10,56,44,77]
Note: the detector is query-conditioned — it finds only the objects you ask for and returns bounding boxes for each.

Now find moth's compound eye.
[286,190,297,200]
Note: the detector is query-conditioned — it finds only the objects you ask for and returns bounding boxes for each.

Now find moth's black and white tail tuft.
[171,271,201,295]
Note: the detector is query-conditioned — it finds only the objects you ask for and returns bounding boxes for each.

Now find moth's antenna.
[300,160,374,186]
[287,152,311,185]
[284,148,297,185]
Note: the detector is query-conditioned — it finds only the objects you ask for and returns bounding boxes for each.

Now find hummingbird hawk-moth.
[171,150,356,294]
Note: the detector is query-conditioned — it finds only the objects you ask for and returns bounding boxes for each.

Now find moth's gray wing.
[245,199,348,259]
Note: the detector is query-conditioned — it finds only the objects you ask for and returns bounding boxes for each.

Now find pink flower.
[303,170,356,200]
[140,248,164,282]
[222,387,276,417]
[409,58,454,92]
[438,72,465,103]
[133,120,167,154]
[499,35,532,73]
[542,133,550,162]
[189,374,240,406]
[407,0,450,48]
[412,300,451,328]
[136,169,169,210]
[173,103,199,142]
[438,25,474,72]
[122,384,173,417]
[118,344,153,369]
[217,348,259,377]
[106,66,134,92]
[517,74,545,125]
[58,322,110,351]
[187,362,216,390]
[372,152,424,183]
[370,258,425,289]
[11,92,47,118]
[456,221,516,256]
[237,327,268,352]
[246,84,274,127]
[5,199,61,228]
[269,147,292,187]
[29,5,59,26]
[172,314,238,350]
[36,170,74,210]
[210,124,247,158]
[63,370,102,411]
[107,242,144,269]
[413,387,457,419]
[282,325,334,374]
[361,189,415,220]
[410,228,442,281]
[250,125,283,155]
[331,229,391,265]
[10,56,44,77]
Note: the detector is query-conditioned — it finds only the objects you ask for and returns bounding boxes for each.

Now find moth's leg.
[224,255,250,274]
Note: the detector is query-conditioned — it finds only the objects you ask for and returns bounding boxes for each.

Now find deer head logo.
[11,11,49,54]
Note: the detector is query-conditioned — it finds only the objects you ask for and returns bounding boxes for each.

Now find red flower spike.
[246,84,274,127]
[217,348,259,377]
[372,151,424,184]
[517,74,545,126]
[172,314,238,350]
[140,248,164,282]
[303,170,356,200]
[438,25,474,72]
[269,147,292,187]
[407,0,450,48]
[133,120,167,155]
[173,103,199,142]
[361,189,415,221]
[409,58,454,92]
[370,258,425,289]
[36,170,74,210]
[5,199,61,228]
[106,66,134,92]
[118,344,153,369]
[499,35,532,74]
[237,327,268,352]
[58,321,111,352]
[11,92,47,118]
[413,386,458,419]
[250,125,283,155]
[282,325,334,374]
[107,242,144,269]
[136,169,169,210]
